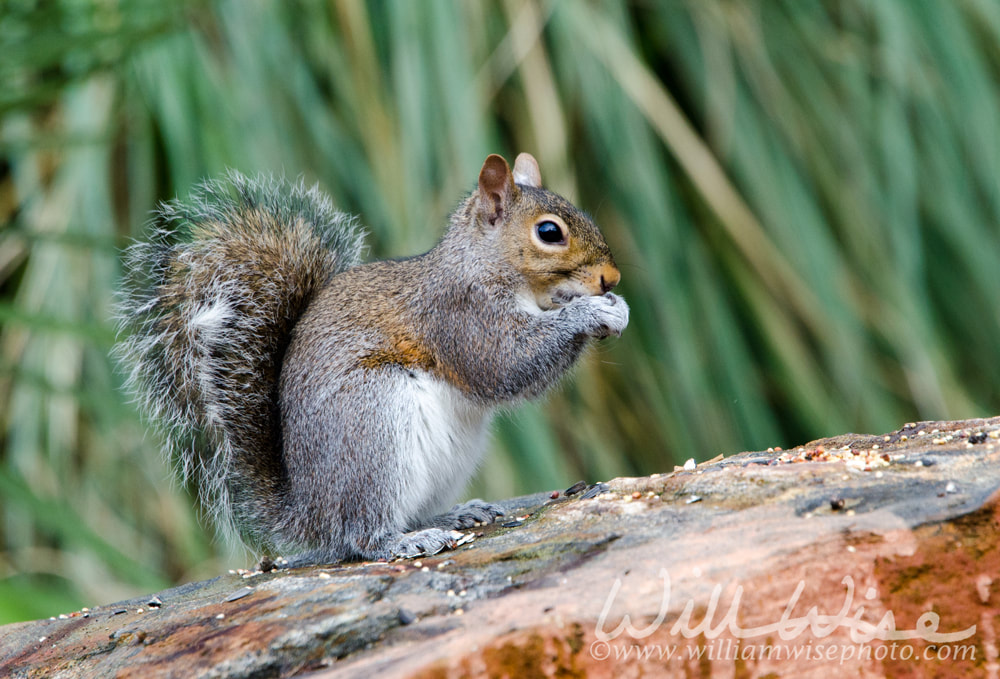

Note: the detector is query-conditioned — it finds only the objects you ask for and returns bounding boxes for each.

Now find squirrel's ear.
[477,154,516,227]
[512,153,542,188]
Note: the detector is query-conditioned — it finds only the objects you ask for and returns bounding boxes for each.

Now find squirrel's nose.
[600,267,620,294]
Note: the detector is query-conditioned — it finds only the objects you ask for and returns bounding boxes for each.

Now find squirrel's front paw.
[392,528,458,559]
[577,292,629,339]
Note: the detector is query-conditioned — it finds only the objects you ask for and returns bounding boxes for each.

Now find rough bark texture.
[3,416,1000,678]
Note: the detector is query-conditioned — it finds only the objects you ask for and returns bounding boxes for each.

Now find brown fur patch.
[360,336,436,371]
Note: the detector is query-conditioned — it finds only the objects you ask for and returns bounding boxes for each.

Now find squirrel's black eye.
[535,220,565,244]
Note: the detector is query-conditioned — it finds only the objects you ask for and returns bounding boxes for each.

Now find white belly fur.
[397,371,491,523]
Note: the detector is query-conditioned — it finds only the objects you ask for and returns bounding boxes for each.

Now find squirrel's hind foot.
[424,498,505,530]
[389,500,503,559]
[392,527,458,559]
[272,526,463,566]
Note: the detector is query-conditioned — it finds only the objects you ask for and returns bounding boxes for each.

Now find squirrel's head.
[471,153,621,312]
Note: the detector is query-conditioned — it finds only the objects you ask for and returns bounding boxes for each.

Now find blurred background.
[2,0,999,624]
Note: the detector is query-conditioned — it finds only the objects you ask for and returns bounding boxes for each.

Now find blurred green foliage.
[2,0,999,624]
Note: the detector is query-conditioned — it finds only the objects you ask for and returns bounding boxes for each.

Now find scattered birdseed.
[398,608,416,625]
[686,495,702,504]
[946,482,957,494]
[146,597,162,608]
[683,458,697,471]
[770,445,893,470]
[564,480,587,496]
[549,490,560,499]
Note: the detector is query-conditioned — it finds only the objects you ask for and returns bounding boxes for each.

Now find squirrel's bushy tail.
[115,172,364,551]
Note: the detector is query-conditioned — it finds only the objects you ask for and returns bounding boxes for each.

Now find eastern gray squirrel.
[116,153,629,565]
